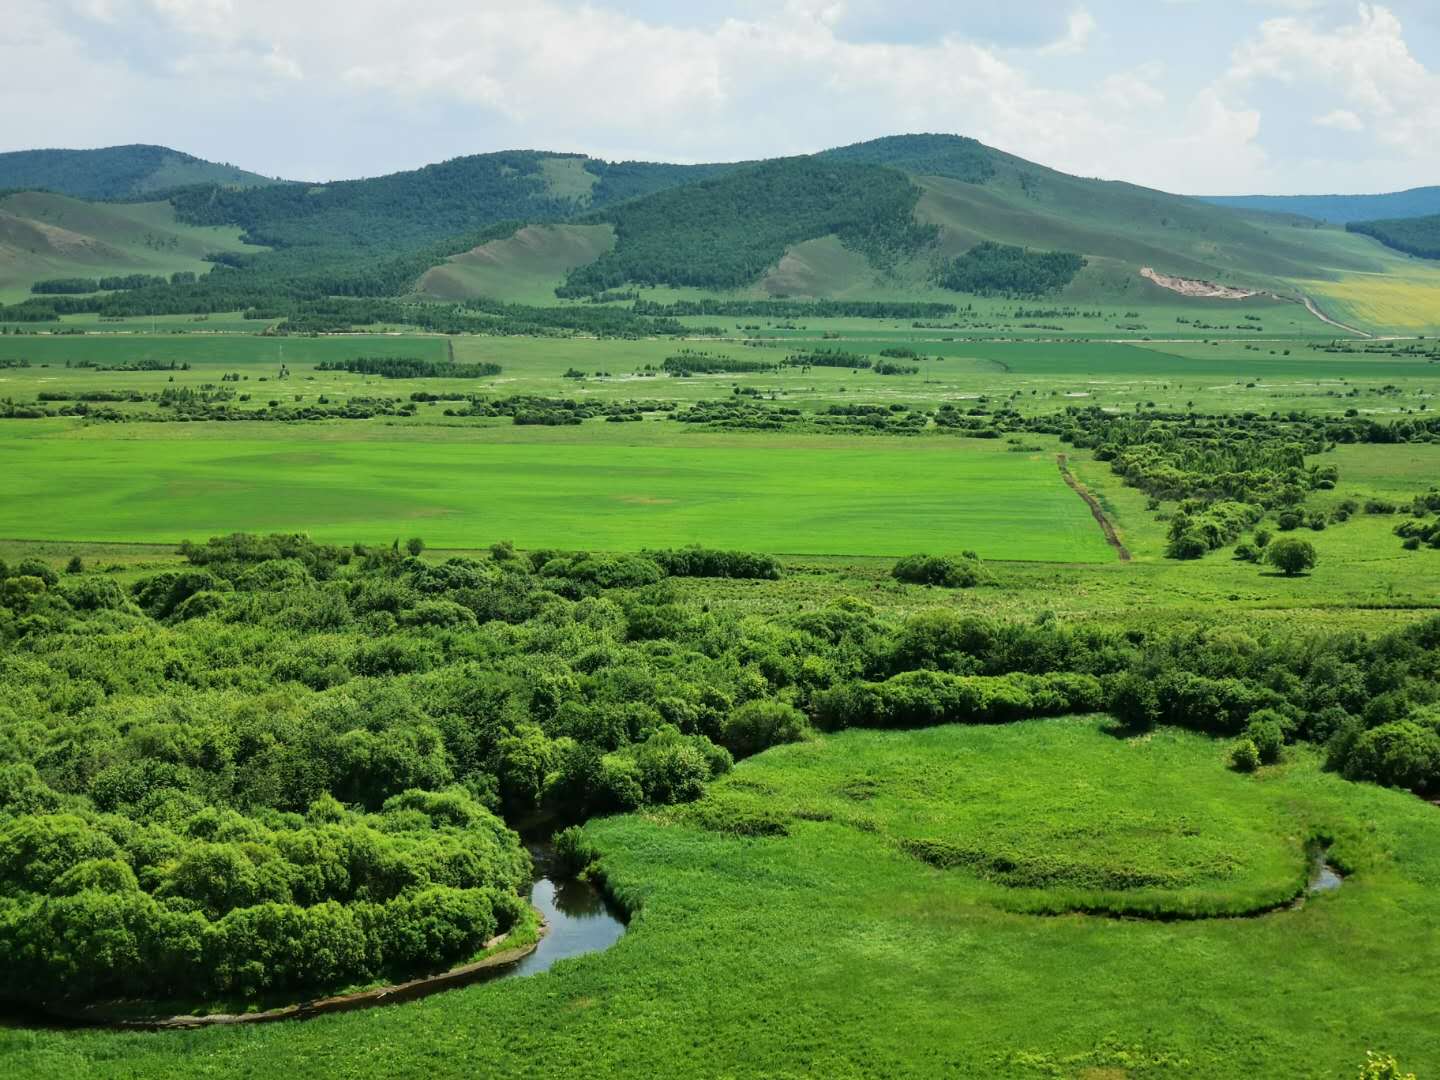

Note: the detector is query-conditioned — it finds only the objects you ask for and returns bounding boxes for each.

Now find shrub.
[719,699,812,758]
[551,826,600,878]
[1243,711,1287,765]
[1342,721,1440,794]
[892,554,983,588]
[1230,738,1261,772]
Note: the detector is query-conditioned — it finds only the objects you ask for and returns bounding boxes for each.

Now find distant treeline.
[1347,215,1440,260]
[660,352,777,376]
[783,349,870,369]
[631,298,957,319]
[940,242,1086,297]
[1,289,701,340]
[29,273,195,295]
[315,357,502,379]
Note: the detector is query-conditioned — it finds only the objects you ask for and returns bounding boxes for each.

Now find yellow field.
[1301,267,1440,334]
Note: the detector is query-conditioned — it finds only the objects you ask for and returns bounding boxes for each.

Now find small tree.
[65,555,84,575]
[1266,537,1317,577]
[1230,738,1261,772]
[405,537,425,557]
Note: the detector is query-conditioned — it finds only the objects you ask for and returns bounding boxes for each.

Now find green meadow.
[0,421,1112,560]
[8,718,1437,1079]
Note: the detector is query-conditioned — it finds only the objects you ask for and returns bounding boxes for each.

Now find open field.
[7,717,1437,1078]
[0,421,1114,560]
[2,330,1436,420]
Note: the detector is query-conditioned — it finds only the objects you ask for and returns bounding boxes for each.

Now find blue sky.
[4,1,1439,194]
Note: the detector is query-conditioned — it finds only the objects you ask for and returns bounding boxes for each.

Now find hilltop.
[0,144,280,200]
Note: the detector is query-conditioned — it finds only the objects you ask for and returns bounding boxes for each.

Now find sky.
[4,1,1439,195]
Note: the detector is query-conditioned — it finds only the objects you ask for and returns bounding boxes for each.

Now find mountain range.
[2,134,1438,332]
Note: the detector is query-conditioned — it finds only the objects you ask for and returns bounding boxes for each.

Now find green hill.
[0,145,278,199]
[428,134,1437,330]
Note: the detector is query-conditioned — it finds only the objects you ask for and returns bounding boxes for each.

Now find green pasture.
[0,422,1114,560]
[3,330,1434,419]
[8,717,1436,1079]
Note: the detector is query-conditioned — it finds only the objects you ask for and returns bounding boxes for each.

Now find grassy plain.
[0,421,1112,560]
[6,717,1436,1079]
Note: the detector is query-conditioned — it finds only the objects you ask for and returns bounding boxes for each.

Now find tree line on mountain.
[556,158,938,297]
[1347,215,1440,261]
[938,242,1087,297]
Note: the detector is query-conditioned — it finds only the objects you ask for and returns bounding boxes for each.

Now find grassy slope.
[8,717,1436,1079]
[418,224,616,303]
[0,192,256,302]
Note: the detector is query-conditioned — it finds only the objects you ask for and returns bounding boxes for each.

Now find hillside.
[0,145,279,200]
[422,134,1439,330]
[0,191,256,303]
[1202,187,1440,224]
[170,151,732,250]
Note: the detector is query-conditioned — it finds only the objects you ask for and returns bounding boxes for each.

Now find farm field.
[0,421,1114,560]
[2,330,1437,420]
[7,718,1437,1078]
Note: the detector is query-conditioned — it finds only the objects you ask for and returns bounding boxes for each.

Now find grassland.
[6,717,1435,1079]
[0,421,1113,560]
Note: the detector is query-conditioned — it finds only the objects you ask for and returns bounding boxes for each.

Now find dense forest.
[1,532,1438,1009]
[817,133,997,185]
[1348,215,1440,260]
[939,242,1087,297]
[557,158,938,296]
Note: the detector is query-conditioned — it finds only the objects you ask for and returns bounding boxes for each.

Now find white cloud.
[1041,9,1098,55]
[1314,108,1363,130]
[1224,4,1440,150]
[2,0,1437,194]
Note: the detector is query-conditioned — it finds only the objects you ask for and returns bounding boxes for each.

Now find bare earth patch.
[1140,267,1259,300]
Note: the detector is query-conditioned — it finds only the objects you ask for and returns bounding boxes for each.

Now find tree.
[405,537,425,557]
[1266,537,1317,577]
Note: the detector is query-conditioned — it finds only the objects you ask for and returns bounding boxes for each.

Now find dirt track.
[1057,454,1131,562]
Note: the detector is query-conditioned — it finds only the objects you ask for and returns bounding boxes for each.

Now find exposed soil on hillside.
[1140,267,1259,300]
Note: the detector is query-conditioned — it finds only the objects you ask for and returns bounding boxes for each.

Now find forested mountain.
[1348,214,1440,260]
[1201,187,1440,225]
[0,145,279,200]
[2,132,1435,325]
[556,157,936,296]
